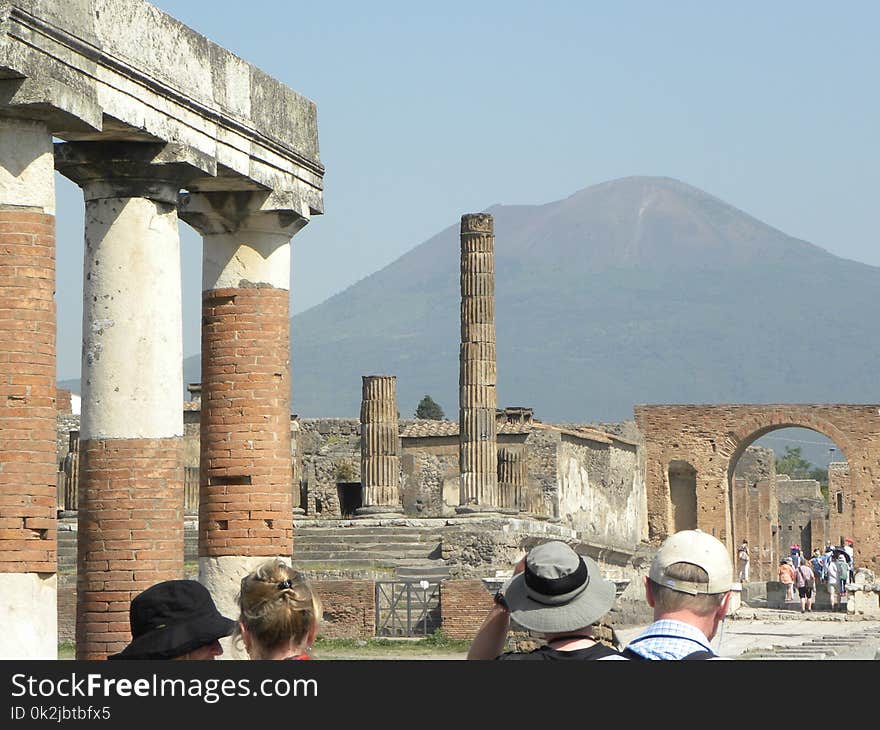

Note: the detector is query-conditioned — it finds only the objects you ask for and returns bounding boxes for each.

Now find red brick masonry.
[199,287,293,557]
[440,580,493,640]
[76,437,184,659]
[0,209,57,573]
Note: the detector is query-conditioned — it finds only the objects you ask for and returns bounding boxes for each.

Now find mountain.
[180,177,878,421]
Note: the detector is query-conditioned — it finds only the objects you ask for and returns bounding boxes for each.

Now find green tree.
[775,446,813,479]
[415,395,445,420]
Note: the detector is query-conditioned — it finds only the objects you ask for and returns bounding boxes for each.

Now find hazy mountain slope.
[182,176,880,421]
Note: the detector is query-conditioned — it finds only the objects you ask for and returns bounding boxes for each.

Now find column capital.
[178,189,308,238]
[54,141,214,205]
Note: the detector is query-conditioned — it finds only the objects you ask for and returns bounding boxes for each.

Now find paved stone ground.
[616,606,880,660]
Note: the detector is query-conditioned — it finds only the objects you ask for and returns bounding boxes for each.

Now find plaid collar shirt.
[624,619,716,660]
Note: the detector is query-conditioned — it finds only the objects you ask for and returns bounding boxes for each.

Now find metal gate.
[375,581,441,637]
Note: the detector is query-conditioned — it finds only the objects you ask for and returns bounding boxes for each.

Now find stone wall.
[400,437,459,516]
[776,477,827,557]
[828,462,853,549]
[298,419,361,518]
[556,434,643,547]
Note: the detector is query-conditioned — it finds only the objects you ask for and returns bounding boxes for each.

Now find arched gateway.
[634,405,880,573]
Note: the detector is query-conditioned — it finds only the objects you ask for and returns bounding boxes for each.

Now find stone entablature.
[1,0,323,215]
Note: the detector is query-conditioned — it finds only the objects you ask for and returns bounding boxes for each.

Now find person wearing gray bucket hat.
[621,529,733,660]
[466,541,622,660]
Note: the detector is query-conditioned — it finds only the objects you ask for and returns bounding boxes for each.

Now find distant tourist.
[466,541,621,660]
[810,548,826,584]
[620,529,733,660]
[794,558,816,613]
[844,538,855,582]
[778,558,796,602]
[737,539,750,582]
[108,580,235,660]
[825,550,845,612]
[236,559,322,660]
[790,544,803,569]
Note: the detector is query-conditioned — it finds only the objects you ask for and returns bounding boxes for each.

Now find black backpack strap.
[681,650,715,660]
[620,647,646,660]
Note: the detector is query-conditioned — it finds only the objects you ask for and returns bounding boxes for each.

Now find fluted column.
[498,447,526,511]
[458,213,499,512]
[55,142,204,659]
[357,375,402,516]
[178,191,307,658]
[0,116,58,659]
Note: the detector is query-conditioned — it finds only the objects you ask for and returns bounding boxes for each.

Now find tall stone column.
[55,142,202,659]
[0,116,58,659]
[497,447,526,511]
[357,375,402,516]
[458,213,499,512]
[178,191,306,658]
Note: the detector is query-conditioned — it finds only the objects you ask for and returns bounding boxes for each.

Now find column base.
[354,506,404,518]
[292,508,306,516]
[455,505,517,517]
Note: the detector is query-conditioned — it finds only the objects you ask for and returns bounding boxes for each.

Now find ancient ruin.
[636,404,880,573]
[5,1,880,661]
[0,0,322,659]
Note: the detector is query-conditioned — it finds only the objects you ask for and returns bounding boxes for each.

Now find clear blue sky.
[53,1,879,380]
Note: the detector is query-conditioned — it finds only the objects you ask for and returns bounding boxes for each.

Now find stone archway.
[634,404,880,572]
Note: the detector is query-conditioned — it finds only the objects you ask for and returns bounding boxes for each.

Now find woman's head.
[236,559,322,659]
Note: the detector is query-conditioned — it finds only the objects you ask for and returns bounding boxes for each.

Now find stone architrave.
[178,190,308,659]
[0,116,58,659]
[457,213,499,513]
[55,141,208,659]
[356,375,403,516]
[497,447,526,511]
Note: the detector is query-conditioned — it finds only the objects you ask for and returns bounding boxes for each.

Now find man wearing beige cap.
[621,529,733,660]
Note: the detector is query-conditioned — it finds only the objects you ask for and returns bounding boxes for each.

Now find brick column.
[55,142,202,659]
[458,213,499,513]
[178,192,307,658]
[0,116,58,659]
[357,375,402,516]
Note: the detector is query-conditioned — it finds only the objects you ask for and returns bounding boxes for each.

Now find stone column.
[357,375,402,516]
[291,416,305,516]
[458,213,499,512]
[0,116,58,659]
[55,142,202,659]
[497,447,526,511]
[62,430,80,512]
[178,191,306,658]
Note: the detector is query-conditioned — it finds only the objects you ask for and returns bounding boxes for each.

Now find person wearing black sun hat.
[107,580,236,660]
[466,541,621,660]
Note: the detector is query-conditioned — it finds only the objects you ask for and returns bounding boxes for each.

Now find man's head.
[108,580,236,660]
[501,541,616,637]
[645,530,733,640]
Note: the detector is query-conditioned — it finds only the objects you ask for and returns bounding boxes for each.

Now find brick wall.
[440,579,492,640]
[313,580,375,638]
[200,287,293,557]
[0,209,57,574]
